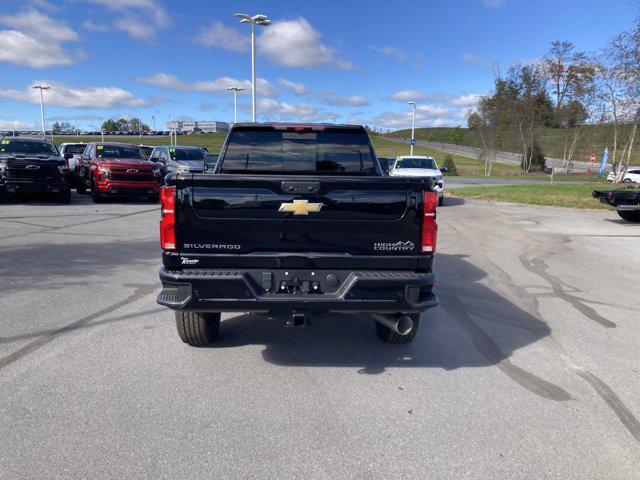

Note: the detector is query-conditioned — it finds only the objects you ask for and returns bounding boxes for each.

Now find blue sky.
[0,0,635,132]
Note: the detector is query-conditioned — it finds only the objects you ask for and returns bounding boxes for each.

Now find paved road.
[1,193,639,479]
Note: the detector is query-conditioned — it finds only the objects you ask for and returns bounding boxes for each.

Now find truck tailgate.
[168,174,429,271]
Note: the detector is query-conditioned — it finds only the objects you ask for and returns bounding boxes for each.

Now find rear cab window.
[218,126,378,175]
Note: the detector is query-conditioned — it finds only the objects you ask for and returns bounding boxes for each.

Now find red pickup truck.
[76,142,161,202]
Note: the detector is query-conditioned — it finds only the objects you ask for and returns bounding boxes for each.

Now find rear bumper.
[157,267,438,313]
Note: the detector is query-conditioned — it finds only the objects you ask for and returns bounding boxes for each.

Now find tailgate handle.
[281,181,320,194]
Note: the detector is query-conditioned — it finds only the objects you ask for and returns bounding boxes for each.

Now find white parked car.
[388,155,447,205]
[622,168,640,183]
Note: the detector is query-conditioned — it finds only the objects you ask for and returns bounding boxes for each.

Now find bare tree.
[544,41,596,172]
[498,64,552,173]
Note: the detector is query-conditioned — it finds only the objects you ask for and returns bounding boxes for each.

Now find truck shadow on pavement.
[214,254,570,401]
[0,239,159,294]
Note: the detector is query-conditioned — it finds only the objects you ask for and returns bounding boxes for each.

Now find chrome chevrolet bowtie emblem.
[126,169,139,173]
[278,199,323,216]
[26,164,40,170]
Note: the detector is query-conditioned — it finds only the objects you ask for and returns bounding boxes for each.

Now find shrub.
[442,154,459,176]
[522,142,546,172]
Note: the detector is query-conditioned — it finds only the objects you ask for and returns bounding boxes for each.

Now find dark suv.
[0,137,71,203]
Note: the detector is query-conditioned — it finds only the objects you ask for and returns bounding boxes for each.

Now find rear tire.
[623,178,633,183]
[175,311,221,346]
[617,210,640,222]
[438,195,444,206]
[375,313,420,344]
[76,180,86,194]
[147,194,159,203]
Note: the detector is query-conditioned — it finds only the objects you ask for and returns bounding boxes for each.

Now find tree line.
[469,11,640,177]
[100,118,150,134]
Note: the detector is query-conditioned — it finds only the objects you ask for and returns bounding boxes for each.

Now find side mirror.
[440,166,448,173]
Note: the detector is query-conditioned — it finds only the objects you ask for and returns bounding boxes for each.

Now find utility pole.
[32,85,50,138]
[235,13,271,122]
[408,101,416,155]
[226,86,245,124]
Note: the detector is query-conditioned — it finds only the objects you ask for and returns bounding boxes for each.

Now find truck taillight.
[421,191,438,253]
[160,186,176,250]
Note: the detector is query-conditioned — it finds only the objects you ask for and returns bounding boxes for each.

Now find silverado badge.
[278,199,323,216]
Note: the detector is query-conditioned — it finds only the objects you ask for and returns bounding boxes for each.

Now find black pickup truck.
[157,124,439,346]
[0,137,71,203]
[592,184,640,222]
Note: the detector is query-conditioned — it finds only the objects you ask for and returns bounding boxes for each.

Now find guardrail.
[387,137,614,174]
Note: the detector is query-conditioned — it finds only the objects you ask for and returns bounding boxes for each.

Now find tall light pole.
[226,86,245,124]
[408,101,416,155]
[31,85,50,138]
[329,115,336,124]
[234,13,271,122]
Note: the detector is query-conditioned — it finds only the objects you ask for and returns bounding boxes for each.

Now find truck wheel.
[438,195,444,206]
[76,181,86,194]
[375,313,420,344]
[617,210,640,222]
[91,182,103,203]
[59,189,71,204]
[175,311,221,346]
[147,194,159,203]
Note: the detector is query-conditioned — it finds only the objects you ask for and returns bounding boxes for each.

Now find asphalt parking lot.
[1,193,639,479]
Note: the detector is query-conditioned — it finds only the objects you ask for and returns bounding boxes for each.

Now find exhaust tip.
[396,316,413,335]
[373,314,414,336]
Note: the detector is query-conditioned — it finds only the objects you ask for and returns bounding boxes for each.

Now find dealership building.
[166,120,230,133]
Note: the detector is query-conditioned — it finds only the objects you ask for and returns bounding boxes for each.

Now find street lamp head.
[31,85,50,90]
[252,14,268,22]
[257,19,271,26]
[234,13,251,21]
[407,101,415,106]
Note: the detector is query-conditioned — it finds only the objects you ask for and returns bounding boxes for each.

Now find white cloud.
[483,0,507,8]
[0,119,35,130]
[134,73,278,96]
[461,53,493,68]
[83,20,108,32]
[199,102,216,111]
[0,8,78,42]
[372,105,462,129]
[450,93,482,107]
[84,0,170,41]
[48,113,103,121]
[335,59,357,71]
[0,81,147,108]
[278,78,308,95]
[0,30,76,68]
[316,92,369,107]
[196,21,249,52]
[369,45,406,60]
[387,90,428,102]
[258,17,337,68]
[0,8,79,68]
[250,98,321,122]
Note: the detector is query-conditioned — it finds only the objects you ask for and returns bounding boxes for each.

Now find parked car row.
[0,135,214,204]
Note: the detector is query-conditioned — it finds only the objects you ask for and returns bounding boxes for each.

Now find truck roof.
[231,122,364,131]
